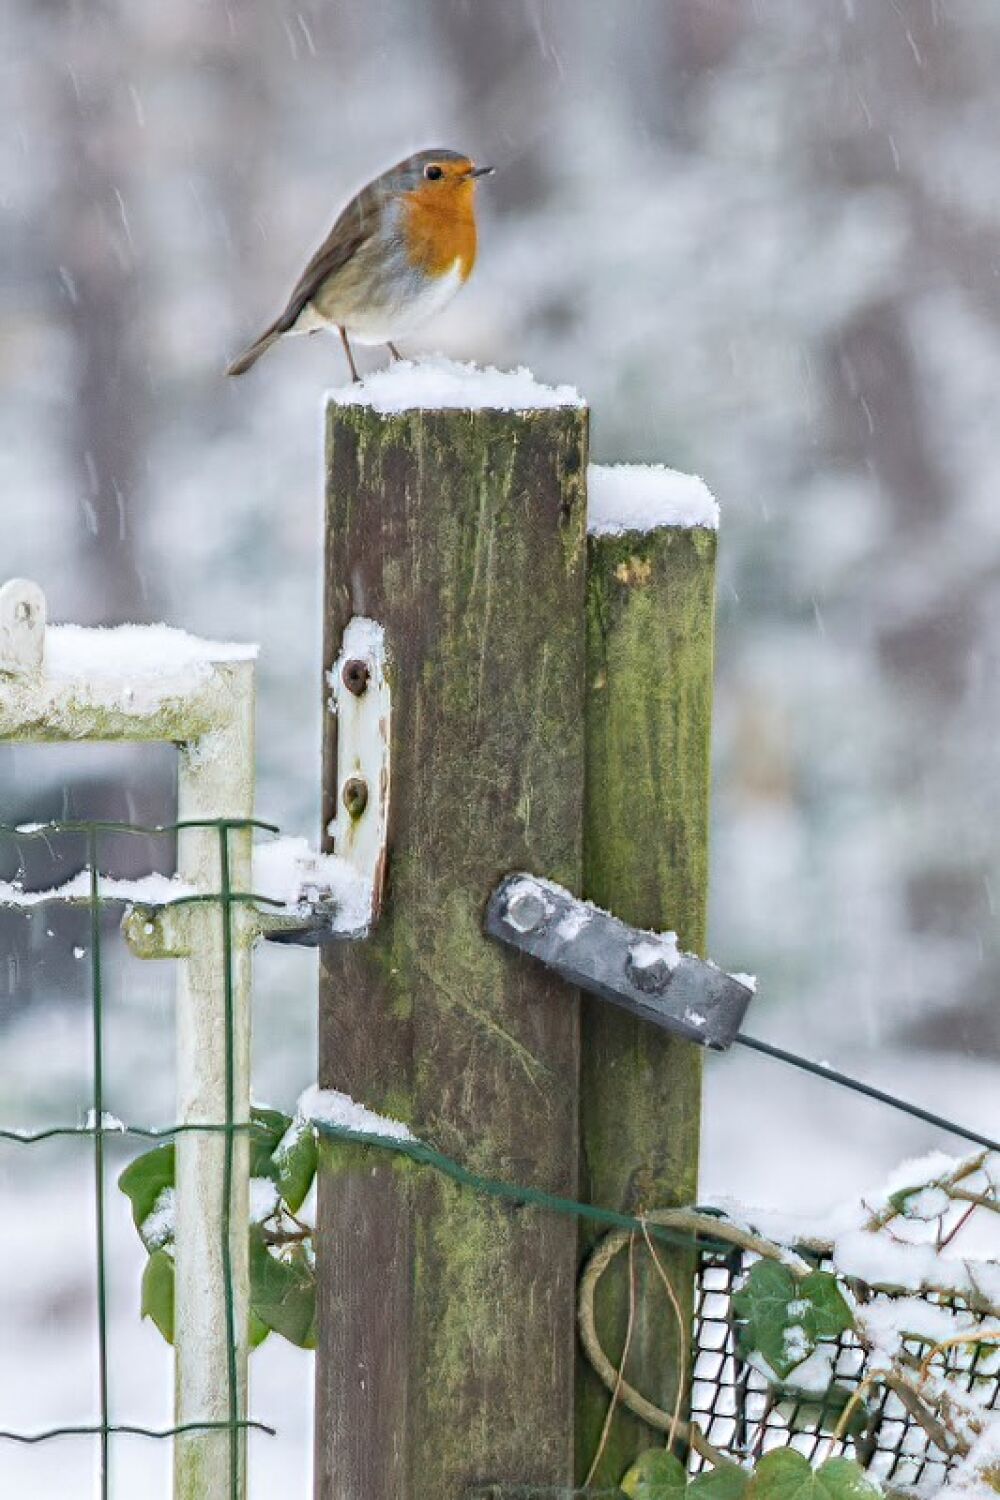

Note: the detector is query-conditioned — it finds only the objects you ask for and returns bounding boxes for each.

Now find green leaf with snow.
[141,1249,174,1343]
[118,1144,175,1235]
[732,1264,852,1380]
[249,1105,293,1178]
[248,1227,316,1348]
[799,1271,852,1341]
[747,1453,878,1500]
[621,1450,688,1500]
[272,1118,318,1213]
[119,1107,317,1351]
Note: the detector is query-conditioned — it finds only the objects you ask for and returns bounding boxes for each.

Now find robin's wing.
[273,181,388,332]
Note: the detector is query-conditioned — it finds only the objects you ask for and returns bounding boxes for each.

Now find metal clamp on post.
[485,873,755,1051]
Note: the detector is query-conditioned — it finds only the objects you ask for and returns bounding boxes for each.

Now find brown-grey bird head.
[376,149,494,197]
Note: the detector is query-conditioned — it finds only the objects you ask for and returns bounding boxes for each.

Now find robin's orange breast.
[401,179,478,282]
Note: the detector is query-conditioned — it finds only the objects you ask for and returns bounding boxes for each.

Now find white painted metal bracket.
[0,579,45,675]
[325,616,391,925]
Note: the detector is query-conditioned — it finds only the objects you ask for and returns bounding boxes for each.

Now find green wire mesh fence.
[3,820,998,1499]
[690,1251,1000,1489]
[0,818,273,1500]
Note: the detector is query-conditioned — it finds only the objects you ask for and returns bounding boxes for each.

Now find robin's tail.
[225,321,283,377]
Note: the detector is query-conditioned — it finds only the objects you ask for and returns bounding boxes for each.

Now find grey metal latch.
[485,873,755,1051]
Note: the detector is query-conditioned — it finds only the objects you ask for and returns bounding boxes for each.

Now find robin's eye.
[424,164,444,181]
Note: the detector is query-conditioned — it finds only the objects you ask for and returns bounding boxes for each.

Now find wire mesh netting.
[0,817,270,1500]
[691,1249,1000,1487]
[3,819,998,1499]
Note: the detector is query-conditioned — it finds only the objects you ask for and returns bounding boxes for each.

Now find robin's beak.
[468,164,494,179]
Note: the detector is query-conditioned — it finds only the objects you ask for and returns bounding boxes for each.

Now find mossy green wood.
[316,402,589,1500]
[578,525,717,1486]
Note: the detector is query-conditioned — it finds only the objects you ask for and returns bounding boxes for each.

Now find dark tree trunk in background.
[420,0,551,211]
[46,0,147,625]
[810,2,997,1040]
[622,0,743,143]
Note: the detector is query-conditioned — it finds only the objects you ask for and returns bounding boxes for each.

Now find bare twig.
[883,1372,969,1459]
[640,1218,687,1454]
[583,1231,638,1488]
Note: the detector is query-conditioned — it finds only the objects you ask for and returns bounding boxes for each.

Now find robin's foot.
[387,342,404,363]
[339,325,361,383]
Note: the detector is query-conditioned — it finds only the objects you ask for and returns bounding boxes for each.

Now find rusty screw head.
[342,658,370,697]
[342,776,369,819]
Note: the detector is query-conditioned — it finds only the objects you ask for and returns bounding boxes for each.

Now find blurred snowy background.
[2,0,999,1494]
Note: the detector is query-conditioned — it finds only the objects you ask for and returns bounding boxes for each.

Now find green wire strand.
[88,827,111,1500]
[310,1119,733,1256]
[0,818,279,839]
[0,1421,274,1444]
[0,1121,262,1145]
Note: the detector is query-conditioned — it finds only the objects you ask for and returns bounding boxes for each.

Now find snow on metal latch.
[485,874,755,1051]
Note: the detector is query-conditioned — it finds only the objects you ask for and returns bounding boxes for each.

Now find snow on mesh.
[0,871,197,908]
[587,462,719,535]
[0,835,372,937]
[298,1084,414,1142]
[327,356,584,413]
[46,623,257,678]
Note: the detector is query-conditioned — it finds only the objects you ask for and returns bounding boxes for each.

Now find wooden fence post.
[315,390,589,1500]
[577,481,717,1484]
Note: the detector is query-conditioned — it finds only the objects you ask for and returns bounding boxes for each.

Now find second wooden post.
[577,473,717,1484]
[315,389,589,1500]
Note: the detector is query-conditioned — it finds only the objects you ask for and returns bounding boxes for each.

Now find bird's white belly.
[347,261,467,345]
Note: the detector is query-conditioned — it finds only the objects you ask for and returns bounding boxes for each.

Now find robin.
[226,148,493,381]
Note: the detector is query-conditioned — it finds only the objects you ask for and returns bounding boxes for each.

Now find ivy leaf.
[141,1249,175,1343]
[800,1272,852,1341]
[118,1145,175,1235]
[621,1450,688,1500]
[249,1106,293,1178]
[272,1119,318,1214]
[747,1452,880,1500]
[732,1262,804,1377]
[732,1264,852,1380]
[249,1310,271,1350]
[622,1452,748,1500]
[689,1463,750,1500]
[249,1227,316,1348]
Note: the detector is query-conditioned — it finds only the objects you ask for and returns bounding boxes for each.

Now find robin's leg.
[338,326,361,383]
[387,341,404,363]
